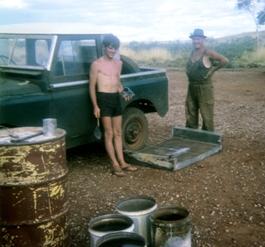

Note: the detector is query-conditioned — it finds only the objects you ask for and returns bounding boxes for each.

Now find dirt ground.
[67,69,265,247]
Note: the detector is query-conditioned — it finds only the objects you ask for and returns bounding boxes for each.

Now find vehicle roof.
[0,33,108,37]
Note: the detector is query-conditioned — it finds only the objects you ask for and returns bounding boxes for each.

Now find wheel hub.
[125,122,141,144]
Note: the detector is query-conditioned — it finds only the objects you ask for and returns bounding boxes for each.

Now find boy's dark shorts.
[97,92,122,117]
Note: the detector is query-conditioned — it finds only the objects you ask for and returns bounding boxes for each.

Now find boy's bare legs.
[101,117,124,175]
[101,116,137,175]
[112,116,137,171]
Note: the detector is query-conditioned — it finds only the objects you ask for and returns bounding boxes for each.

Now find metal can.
[43,118,57,136]
[88,214,134,247]
[96,232,146,247]
[150,206,192,247]
[115,196,157,247]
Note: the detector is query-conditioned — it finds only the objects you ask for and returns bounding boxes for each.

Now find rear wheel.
[122,107,148,151]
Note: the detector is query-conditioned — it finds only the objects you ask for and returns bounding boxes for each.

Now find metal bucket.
[96,232,146,247]
[115,196,157,246]
[150,206,192,247]
[88,214,134,247]
[0,127,69,247]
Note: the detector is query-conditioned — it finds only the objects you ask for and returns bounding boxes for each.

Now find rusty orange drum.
[0,127,69,247]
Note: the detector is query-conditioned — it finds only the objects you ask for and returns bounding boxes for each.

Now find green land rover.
[0,33,168,150]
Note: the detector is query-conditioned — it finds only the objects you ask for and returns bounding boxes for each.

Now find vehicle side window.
[54,39,97,77]
[35,40,50,66]
[0,38,52,67]
[12,39,26,65]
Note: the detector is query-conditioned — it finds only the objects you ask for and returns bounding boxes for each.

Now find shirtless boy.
[89,34,137,177]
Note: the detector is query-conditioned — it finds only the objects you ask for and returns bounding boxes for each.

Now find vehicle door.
[49,35,98,148]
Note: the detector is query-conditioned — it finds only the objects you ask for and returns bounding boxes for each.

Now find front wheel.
[122,107,148,151]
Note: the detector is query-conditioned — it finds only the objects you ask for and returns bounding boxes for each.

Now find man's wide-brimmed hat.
[189,28,207,39]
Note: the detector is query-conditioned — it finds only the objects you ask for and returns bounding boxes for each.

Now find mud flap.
[125,127,222,171]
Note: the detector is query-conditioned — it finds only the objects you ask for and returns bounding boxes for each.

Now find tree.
[237,0,265,49]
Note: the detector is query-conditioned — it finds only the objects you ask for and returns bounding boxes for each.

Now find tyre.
[122,107,148,151]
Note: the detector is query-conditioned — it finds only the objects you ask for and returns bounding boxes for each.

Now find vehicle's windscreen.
[0,37,53,67]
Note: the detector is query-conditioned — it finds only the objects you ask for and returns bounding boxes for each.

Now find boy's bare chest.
[98,61,119,77]
[99,68,119,77]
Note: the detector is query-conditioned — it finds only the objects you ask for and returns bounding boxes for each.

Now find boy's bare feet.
[111,166,126,177]
[120,164,138,172]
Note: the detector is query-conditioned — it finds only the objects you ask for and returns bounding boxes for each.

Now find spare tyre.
[120,55,141,74]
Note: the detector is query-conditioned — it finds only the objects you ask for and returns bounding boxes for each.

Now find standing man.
[89,34,137,177]
[185,28,229,131]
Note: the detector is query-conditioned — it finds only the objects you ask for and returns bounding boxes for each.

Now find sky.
[0,0,265,42]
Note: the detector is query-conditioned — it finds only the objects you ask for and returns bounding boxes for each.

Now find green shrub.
[121,34,265,69]
[235,47,265,67]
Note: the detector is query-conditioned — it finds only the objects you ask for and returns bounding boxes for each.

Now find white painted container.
[115,196,157,247]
